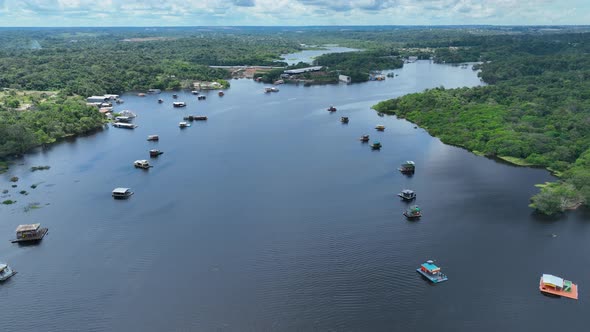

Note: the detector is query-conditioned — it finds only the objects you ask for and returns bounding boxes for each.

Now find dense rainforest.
[1,26,588,215]
[0,91,105,160]
[373,32,590,215]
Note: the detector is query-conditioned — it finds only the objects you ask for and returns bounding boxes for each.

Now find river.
[1,61,588,331]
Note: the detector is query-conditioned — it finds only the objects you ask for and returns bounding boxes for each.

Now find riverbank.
[372,85,589,215]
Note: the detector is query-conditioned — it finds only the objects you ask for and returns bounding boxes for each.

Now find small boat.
[417,260,448,283]
[11,223,48,243]
[404,205,422,219]
[114,116,132,123]
[184,115,208,121]
[149,149,164,157]
[137,93,146,97]
[147,89,161,94]
[179,121,191,128]
[172,94,178,99]
[398,189,416,201]
[134,160,151,169]
[398,161,416,173]
[341,117,349,124]
[375,124,385,131]
[115,99,124,104]
[218,91,224,97]
[173,102,186,107]
[112,122,137,129]
[112,187,134,199]
[191,91,200,95]
[147,135,159,141]
[327,106,337,112]
[0,263,17,282]
[539,274,578,300]
[264,87,279,93]
[197,95,206,100]
[119,110,137,118]
[359,135,370,142]
[371,141,382,150]
[158,99,164,103]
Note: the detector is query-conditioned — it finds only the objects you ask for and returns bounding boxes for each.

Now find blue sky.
[0,0,588,26]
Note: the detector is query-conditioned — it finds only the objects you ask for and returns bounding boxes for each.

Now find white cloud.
[0,0,588,26]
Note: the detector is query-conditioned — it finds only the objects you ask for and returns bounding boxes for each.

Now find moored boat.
[539,274,578,300]
[149,149,163,157]
[0,263,17,282]
[113,122,137,129]
[112,187,134,199]
[398,189,416,201]
[417,260,448,283]
[398,161,416,173]
[173,102,186,107]
[404,205,422,219]
[134,160,151,169]
[327,106,337,112]
[120,110,137,118]
[11,223,48,243]
[197,95,206,100]
[264,87,279,93]
[172,94,178,99]
[218,91,224,97]
[179,121,191,128]
[147,135,159,141]
[191,91,200,95]
[341,116,349,123]
[375,124,385,131]
[137,93,146,97]
[114,116,132,123]
[360,135,370,142]
[158,99,164,103]
[371,141,382,150]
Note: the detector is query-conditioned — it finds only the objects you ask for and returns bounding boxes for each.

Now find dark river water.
[1,61,589,331]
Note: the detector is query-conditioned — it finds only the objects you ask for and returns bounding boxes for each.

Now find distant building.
[339,75,351,83]
[283,66,323,75]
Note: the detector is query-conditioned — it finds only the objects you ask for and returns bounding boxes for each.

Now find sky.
[0,0,589,27]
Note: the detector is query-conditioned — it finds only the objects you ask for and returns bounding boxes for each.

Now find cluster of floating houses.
[4,88,578,300]
[326,105,579,297]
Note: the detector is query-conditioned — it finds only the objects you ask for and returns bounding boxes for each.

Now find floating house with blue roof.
[417,260,448,283]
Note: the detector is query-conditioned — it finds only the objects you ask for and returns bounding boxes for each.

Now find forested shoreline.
[373,32,590,215]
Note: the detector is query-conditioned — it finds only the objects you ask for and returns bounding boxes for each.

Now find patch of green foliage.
[314,50,404,82]
[373,32,590,215]
[0,95,105,158]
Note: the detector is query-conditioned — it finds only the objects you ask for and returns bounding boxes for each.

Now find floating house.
[375,125,385,131]
[11,223,48,243]
[113,122,137,129]
[398,161,416,173]
[147,135,159,141]
[398,189,416,201]
[173,102,186,107]
[417,260,448,283]
[112,187,134,199]
[404,205,422,219]
[179,121,191,128]
[360,135,370,142]
[149,149,163,157]
[134,160,150,169]
[539,274,578,300]
[339,75,352,83]
[283,66,323,75]
[0,263,16,282]
[371,141,382,150]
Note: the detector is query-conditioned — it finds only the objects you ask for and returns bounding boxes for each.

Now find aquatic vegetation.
[19,190,28,195]
[2,199,16,205]
[9,176,19,182]
[24,202,42,212]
